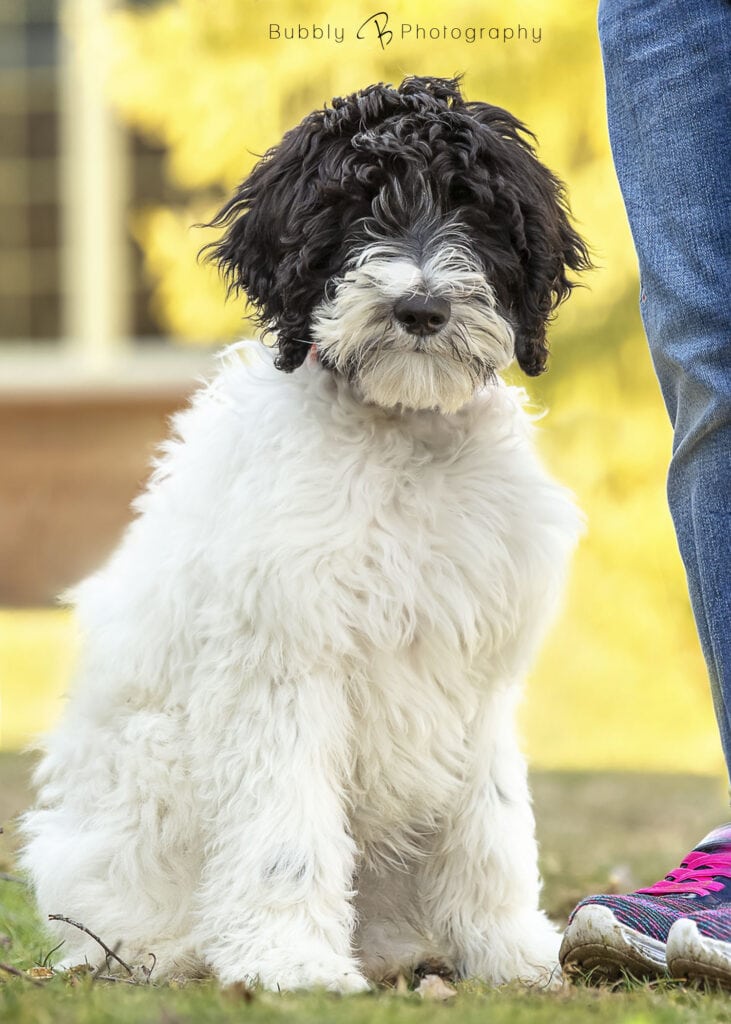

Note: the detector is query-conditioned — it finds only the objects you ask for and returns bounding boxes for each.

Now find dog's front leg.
[420,690,561,988]
[190,671,368,992]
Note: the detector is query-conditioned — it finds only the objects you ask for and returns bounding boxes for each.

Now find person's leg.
[601,0,731,771]
[561,0,731,983]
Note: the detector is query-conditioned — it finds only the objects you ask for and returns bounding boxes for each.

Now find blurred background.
[0,0,722,777]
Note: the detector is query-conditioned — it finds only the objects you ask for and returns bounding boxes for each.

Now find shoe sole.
[560,904,667,983]
[667,918,731,989]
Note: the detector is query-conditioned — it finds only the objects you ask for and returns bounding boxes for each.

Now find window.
[0,0,188,348]
[0,0,61,340]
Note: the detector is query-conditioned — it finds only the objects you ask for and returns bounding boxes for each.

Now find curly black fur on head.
[204,75,590,377]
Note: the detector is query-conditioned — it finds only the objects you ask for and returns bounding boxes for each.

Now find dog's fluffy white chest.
[163,348,576,852]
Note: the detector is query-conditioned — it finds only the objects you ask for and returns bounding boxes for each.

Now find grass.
[3,971,731,1024]
[1,753,730,1023]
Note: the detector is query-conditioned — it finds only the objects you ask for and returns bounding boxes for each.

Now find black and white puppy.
[22,76,589,991]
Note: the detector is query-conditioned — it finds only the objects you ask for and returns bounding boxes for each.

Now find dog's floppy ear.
[203,113,352,372]
[466,103,591,376]
[508,162,591,377]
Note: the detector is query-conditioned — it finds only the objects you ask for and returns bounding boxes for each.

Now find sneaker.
[667,907,731,987]
[560,823,731,982]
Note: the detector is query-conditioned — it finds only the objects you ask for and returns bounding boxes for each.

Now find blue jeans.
[598,0,731,778]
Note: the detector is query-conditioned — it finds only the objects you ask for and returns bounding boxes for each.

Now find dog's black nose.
[393,294,451,335]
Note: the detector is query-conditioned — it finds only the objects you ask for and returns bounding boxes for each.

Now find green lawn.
[1,753,729,1023]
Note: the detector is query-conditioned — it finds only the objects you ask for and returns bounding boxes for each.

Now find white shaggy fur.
[21,341,580,991]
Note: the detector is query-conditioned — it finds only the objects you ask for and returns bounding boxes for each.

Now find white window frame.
[0,0,214,395]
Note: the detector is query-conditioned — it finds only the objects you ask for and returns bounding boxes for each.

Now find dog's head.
[206,75,590,413]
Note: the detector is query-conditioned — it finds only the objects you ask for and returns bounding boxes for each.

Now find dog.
[21,75,589,991]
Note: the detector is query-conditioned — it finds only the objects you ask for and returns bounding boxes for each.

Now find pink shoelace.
[637,850,731,897]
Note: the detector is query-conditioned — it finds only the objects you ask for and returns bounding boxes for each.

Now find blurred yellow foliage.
[526,351,718,771]
[0,611,78,752]
[5,1,718,771]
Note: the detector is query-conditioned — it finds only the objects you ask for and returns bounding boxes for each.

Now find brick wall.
[0,388,193,605]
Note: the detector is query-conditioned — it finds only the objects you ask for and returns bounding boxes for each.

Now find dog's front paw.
[464,951,562,990]
[459,912,564,990]
[221,951,371,993]
[512,956,563,991]
[258,955,371,994]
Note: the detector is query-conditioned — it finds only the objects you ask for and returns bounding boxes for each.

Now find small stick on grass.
[0,873,25,885]
[48,915,133,977]
[40,940,65,969]
[142,952,157,982]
